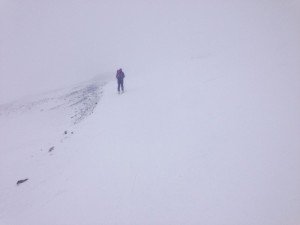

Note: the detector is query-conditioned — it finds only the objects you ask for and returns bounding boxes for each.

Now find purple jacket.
[116,69,125,80]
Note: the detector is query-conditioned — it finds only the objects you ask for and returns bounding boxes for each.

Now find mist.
[1,1,300,224]
[0,0,196,103]
[1,0,300,103]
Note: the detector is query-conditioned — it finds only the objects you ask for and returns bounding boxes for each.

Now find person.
[116,68,125,93]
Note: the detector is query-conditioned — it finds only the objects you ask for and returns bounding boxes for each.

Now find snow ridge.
[0,79,105,125]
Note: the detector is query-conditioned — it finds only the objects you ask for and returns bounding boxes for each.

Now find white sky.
[0,0,300,103]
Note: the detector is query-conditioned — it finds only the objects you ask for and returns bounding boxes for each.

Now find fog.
[1,0,300,103]
[1,1,300,224]
[0,0,198,103]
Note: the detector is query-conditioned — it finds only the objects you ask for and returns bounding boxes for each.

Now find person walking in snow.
[116,68,125,94]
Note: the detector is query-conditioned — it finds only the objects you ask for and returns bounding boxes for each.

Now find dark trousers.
[118,79,124,92]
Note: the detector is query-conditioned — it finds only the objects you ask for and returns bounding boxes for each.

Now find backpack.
[116,70,125,79]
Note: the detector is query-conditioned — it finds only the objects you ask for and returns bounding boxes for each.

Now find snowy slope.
[1,60,300,225]
[1,1,300,225]
[0,78,106,224]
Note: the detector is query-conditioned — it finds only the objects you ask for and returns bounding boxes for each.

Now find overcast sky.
[1,0,300,103]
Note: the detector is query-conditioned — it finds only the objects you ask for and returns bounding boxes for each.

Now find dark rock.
[64,131,68,135]
[17,178,28,186]
[48,146,55,152]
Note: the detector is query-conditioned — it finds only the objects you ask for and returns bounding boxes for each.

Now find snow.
[1,1,300,225]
